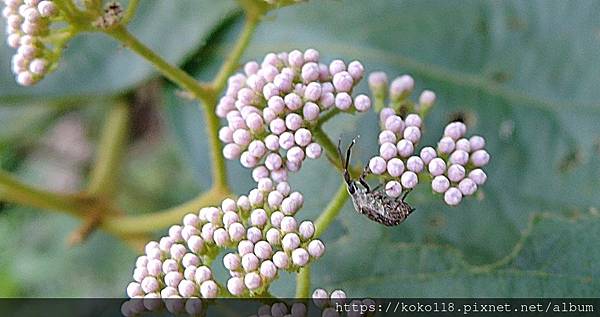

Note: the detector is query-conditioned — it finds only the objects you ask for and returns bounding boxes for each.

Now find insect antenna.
[337,138,357,192]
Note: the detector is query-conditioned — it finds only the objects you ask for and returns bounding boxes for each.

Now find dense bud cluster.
[428,122,489,206]
[124,182,324,305]
[367,72,489,206]
[218,49,371,183]
[2,0,59,85]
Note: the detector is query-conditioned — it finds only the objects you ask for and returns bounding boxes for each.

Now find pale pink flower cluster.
[218,49,371,183]
[124,181,324,305]
[2,0,58,85]
[428,121,489,206]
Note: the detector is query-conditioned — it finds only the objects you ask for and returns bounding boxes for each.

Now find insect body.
[338,139,415,226]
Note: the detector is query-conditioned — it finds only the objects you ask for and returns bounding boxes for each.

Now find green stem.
[0,170,82,216]
[313,126,342,170]
[101,187,230,235]
[122,0,140,24]
[316,108,340,127]
[87,100,130,198]
[203,95,229,190]
[314,183,348,237]
[211,14,260,93]
[106,26,212,103]
[295,267,311,298]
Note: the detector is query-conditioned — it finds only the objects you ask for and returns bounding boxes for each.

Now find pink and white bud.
[270,211,285,228]
[335,92,352,110]
[269,118,286,135]
[428,158,447,176]
[232,129,251,146]
[468,169,487,185]
[127,282,144,298]
[378,130,397,145]
[404,113,422,128]
[455,138,471,152]
[266,227,281,246]
[265,153,283,170]
[292,248,310,266]
[244,61,259,76]
[329,59,346,75]
[271,168,288,182]
[305,142,323,159]
[379,142,397,160]
[444,187,462,206]
[218,127,234,143]
[254,240,273,260]
[244,272,262,290]
[369,156,387,175]
[301,62,320,82]
[238,240,254,256]
[396,139,414,157]
[165,271,183,288]
[285,113,303,131]
[400,171,418,189]
[227,277,245,296]
[288,49,304,68]
[368,71,388,91]
[246,226,263,243]
[353,94,371,112]
[406,156,424,173]
[237,195,251,212]
[303,48,320,62]
[213,228,230,247]
[471,149,490,167]
[379,107,395,125]
[419,146,437,165]
[319,92,335,109]
[431,175,450,193]
[200,280,218,298]
[390,75,414,99]
[403,126,421,144]
[194,266,212,284]
[282,232,301,251]
[260,260,278,280]
[386,158,405,177]
[187,236,204,254]
[146,259,162,276]
[347,60,364,80]
[228,222,246,242]
[264,135,280,152]
[135,256,149,269]
[419,90,436,107]
[469,135,486,151]
[304,82,322,101]
[250,209,268,228]
[443,122,466,140]
[308,239,325,258]
[449,150,469,166]
[281,216,298,233]
[333,71,354,92]
[273,251,289,269]
[182,253,200,268]
[246,113,264,133]
[458,178,477,196]
[181,225,200,241]
[200,223,216,243]
[384,115,404,133]
[437,136,455,154]
[298,221,315,240]
[447,164,466,182]
[162,259,178,273]
[302,102,320,121]
[242,253,260,272]
[284,93,303,111]
[385,180,402,198]
[141,276,159,293]
[222,210,240,228]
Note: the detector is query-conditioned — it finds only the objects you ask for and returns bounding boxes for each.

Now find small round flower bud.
[428,158,447,176]
[159,286,178,299]
[292,128,312,147]
[368,71,388,92]
[260,260,277,280]
[38,1,57,17]
[187,236,204,255]
[200,280,218,298]
[270,211,284,228]
[181,225,200,241]
[242,253,260,272]
[228,115,246,130]
[471,149,490,167]
[449,149,469,166]
[201,223,216,243]
[458,178,477,196]
[164,271,183,288]
[182,253,201,268]
[444,122,466,140]
[288,49,304,68]
[285,113,303,131]
[301,62,320,82]
[431,175,450,193]
[284,93,303,111]
[405,114,422,128]
[244,61,259,76]
[299,221,315,240]
[281,216,298,233]
[263,83,280,100]
[308,239,325,258]
[379,142,397,160]
[385,180,402,198]
[144,241,159,254]
[396,139,414,158]
[303,48,319,62]
[223,253,241,271]
[386,158,405,177]
[232,129,251,146]
[347,60,364,80]
[267,191,284,209]
[246,113,264,133]
[223,143,241,160]
[265,153,283,170]
[194,266,212,285]
[287,146,305,163]
[141,276,159,293]
[170,243,187,261]
[268,96,286,113]
[437,136,455,154]
[312,288,329,300]
[335,92,352,111]
[159,237,174,252]
[333,71,354,92]
[6,33,20,48]
[282,232,301,251]
[244,272,262,290]
[469,135,486,151]
[28,58,46,75]
[369,156,387,175]
[406,156,424,173]
[403,126,421,144]
[133,267,148,283]
[136,255,149,268]
[292,248,310,266]
[390,75,414,100]
[378,130,397,145]
[17,71,35,86]
[246,226,263,243]
[273,251,289,269]
[281,197,298,215]
[455,138,471,152]
[237,195,251,212]
[227,277,245,296]
[290,191,304,206]
[269,118,286,135]
[420,146,437,165]
[319,92,335,109]
[238,240,254,256]
[354,94,371,112]
[221,198,237,213]
[379,107,395,125]
[384,115,404,133]
[329,59,346,75]
[277,181,291,196]
[250,209,268,228]
[305,142,323,159]
[303,102,320,121]
[213,228,230,247]
[400,171,418,189]
[468,169,487,185]
[162,259,178,273]
[419,90,436,107]
[247,74,266,92]
[254,240,273,260]
[304,82,322,101]
[183,213,199,227]
[444,187,463,206]
[146,259,162,276]
[266,227,281,246]
[184,266,197,281]
[127,282,143,298]
[228,222,246,242]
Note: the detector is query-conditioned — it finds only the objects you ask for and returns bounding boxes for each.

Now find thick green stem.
[87,100,129,198]
[314,184,349,238]
[203,95,229,190]
[122,0,140,24]
[211,14,260,93]
[107,26,213,103]
[313,126,343,170]
[295,267,311,298]
[0,170,82,216]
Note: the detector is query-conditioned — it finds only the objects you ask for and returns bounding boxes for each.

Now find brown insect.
[338,138,415,226]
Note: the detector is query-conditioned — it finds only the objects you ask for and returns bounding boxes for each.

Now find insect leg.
[400,188,413,201]
[337,138,353,187]
[359,163,371,191]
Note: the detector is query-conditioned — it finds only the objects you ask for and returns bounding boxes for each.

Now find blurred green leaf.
[0,0,237,99]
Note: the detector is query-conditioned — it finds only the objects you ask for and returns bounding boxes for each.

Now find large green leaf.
[0,0,236,99]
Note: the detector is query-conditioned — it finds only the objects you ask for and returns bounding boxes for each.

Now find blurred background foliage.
[1,0,599,297]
